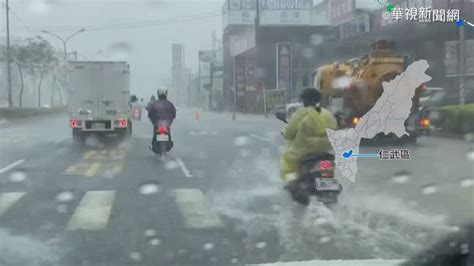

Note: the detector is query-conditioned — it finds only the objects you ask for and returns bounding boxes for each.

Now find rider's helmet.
[300,87,321,107]
[157,87,168,99]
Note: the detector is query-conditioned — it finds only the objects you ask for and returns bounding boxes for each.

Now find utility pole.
[458,0,465,105]
[209,62,214,110]
[42,29,85,106]
[188,71,191,106]
[5,0,13,107]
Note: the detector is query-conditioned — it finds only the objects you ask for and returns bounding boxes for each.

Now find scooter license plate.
[156,134,169,141]
[315,178,339,191]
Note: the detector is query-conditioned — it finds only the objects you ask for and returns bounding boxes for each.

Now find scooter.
[132,108,142,120]
[276,111,343,208]
[151,120,173,161]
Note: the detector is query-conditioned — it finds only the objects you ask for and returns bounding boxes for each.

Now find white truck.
[67,61,132,141]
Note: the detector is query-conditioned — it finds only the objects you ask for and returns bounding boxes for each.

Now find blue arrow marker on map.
[342,149,378,159]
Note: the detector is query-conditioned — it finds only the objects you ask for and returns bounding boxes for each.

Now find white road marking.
[176,157,192,177]
[250,259,406,266]
[173,189,223,229]
[0,192,25,217]
[0,159,25,174]
[66,191,115,231]
[250,134,271,142]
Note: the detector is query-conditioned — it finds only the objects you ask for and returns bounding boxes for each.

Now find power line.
[7,6,37,37]
[12,10,220,33]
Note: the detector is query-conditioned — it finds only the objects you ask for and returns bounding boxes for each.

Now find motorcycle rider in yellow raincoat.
[280,87,337,184]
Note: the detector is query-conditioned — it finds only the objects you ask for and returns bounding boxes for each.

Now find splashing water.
[460,178,474,187]
[144,229,157,237]
[0,229,60,265]
[164,160,179,170]
[203,242,214,250]
[129,252,142,262]
[9,171,26,183]
[233,136,249,146]
[55,191,75,202]
[421,185,438,195]
[148,238,161,246]
[309,34,324,46]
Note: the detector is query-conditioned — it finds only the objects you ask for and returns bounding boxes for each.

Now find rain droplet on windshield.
[231,257,239,264]
[203,242,214,250]
[391,171,411,184]
[55,191,75,202]
[464,133,474,142]
[319,236,331,243]
[460,243,469,254]
[309,34,324,46]
[466,151,474,161]
[129,252,142,262]
[144,229,157,237]
[139,182,160,195]
[460,178,474,188]
[9,171,26,183]
[256,242,267,249]
[421,184,438,195]
[233,136,249,146]
[177,249,187,256]
[148,238,161,246]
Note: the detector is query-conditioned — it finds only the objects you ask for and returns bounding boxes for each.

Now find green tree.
[11,44,31,108]
[25,37,59,107]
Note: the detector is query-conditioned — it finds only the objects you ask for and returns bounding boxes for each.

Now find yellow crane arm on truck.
[313,40,421,129]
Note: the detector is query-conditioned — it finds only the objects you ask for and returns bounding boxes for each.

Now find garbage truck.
[67,61,132,142]
[313,40,425,142]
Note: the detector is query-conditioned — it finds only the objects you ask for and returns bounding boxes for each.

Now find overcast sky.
[1,0,223,97]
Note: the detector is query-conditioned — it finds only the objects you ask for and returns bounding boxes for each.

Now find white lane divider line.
[250,134,271,142]
[66,191,115,231]
[0,192,26,217]
[0,159,25,174]
[173,189,223,229]
[176,157,192,178]
[249,259,407,266]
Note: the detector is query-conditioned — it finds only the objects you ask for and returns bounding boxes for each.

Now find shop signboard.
[264,89,286,114]
[338,13,370,39]
[223,0,256,29]
[259,0,312,25]
[234,55,246,99]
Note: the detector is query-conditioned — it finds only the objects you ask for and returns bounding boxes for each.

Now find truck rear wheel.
[116,126,131,140]
[72,128,84,143]
[127,120,132,136]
